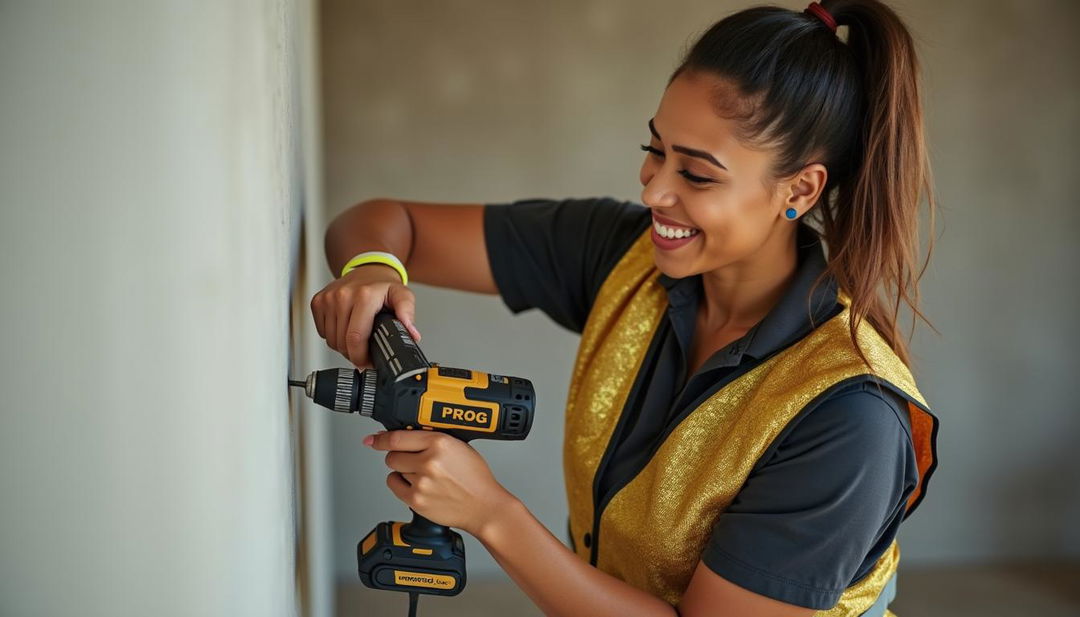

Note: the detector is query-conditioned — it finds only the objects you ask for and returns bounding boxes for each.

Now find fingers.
[387,471,415,503]
[344,305,375,368]
[311,295,326,340]
[324,309,338,353]
[384,450,424,475]
[387,285,421,342]
[308,266,420,364]
[368,429,443,453]
[335,301,354,359]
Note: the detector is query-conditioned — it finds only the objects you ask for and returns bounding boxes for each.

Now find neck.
[698,225,798,333]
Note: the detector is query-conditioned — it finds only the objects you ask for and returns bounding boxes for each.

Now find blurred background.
[2,1,1078,617]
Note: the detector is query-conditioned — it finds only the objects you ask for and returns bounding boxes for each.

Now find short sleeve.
[701,382,919,610]
[482,196,651,333]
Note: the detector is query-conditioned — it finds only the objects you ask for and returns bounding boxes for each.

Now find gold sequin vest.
[563,228,938,615]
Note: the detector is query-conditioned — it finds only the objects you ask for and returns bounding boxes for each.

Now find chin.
[652,253,694,279]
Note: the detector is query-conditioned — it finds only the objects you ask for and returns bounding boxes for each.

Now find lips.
[651,224,699,250]
[651,211,697,229]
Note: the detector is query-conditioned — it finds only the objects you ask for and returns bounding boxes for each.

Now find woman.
[311,1,940,615]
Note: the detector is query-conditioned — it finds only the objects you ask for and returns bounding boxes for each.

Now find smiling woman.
[479,2,939,614]
[317,1,939,616]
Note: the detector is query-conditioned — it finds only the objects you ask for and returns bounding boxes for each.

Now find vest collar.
[655,222,841,369]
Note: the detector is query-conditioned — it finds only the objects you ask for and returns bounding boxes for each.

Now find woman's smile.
[651,211,702,250]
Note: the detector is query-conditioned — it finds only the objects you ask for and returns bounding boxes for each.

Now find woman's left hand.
[364,429,515,537]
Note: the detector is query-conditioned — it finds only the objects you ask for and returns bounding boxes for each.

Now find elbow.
[327,197,387,232]
[324,197,391,248]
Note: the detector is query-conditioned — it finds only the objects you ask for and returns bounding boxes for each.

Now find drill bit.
[288,379,306,388]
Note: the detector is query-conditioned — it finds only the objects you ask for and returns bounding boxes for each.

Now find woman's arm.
[324,198,499,293]
[366,428,814,616]
[476,496,676,617]
[477,496,814,617]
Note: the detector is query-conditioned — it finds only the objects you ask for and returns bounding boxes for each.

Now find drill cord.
[407,591,419,617]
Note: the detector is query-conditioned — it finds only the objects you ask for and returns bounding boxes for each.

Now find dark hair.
[669,0,938,371]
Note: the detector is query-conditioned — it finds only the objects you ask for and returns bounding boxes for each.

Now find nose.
[640,178,677,210]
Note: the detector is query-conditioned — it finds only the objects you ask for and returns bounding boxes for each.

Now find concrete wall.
[318,0,1080,592]
[0,1,332,615]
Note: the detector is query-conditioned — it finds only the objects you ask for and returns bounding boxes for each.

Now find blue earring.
[785,207,798,220]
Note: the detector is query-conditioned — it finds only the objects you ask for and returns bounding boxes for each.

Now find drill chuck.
[294,367,376,416]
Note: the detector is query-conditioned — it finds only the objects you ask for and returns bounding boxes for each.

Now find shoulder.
[761,379,918,484]
[480,196,652,332]
[808,381,913,442]
[483,195,651,234]
[706,380,920,608]
[482,195,652,281]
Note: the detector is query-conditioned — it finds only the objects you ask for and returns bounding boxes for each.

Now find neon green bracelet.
[340,251,409,285]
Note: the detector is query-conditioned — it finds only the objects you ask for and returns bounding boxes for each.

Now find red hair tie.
[804,2,837,32]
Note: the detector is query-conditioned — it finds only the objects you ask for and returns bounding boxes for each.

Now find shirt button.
[583,532,592,548]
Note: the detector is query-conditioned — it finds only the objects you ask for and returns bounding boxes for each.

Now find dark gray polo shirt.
[482,195,920,610]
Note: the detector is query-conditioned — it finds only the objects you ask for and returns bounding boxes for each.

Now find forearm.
[324,198,413,277]
[476,496,677,617]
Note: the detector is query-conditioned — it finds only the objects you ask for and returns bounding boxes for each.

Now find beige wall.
[1,1,331,615]
[318,0,1080,587]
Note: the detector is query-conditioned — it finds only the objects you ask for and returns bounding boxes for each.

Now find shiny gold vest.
[562,228,938,615]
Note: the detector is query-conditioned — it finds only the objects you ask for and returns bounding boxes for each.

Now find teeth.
[653,220,699,240]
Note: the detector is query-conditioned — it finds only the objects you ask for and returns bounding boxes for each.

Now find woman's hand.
[309,264,421,368]
[364,429,516,538]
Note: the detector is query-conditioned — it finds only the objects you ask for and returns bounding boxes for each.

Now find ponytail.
[819,0,938,371]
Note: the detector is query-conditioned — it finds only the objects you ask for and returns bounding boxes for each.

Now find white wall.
[0,1,332,615]
[318,0,1080,590]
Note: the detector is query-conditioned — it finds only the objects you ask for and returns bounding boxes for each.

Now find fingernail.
[362,434,374,446]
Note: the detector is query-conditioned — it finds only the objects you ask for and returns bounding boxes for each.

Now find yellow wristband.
[340,251,408,285]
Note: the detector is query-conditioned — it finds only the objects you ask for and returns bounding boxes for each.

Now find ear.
[779,163,827,221]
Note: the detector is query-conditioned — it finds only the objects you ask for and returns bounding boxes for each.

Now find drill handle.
[402,508,453,542]
[370,309,430,381]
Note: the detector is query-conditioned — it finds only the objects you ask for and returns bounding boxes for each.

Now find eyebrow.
[648,118,728,171]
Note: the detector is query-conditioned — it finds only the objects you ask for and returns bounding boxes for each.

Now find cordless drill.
[289,309,535,606]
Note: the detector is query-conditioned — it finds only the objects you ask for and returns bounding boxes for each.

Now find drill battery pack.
[357,518,466,596]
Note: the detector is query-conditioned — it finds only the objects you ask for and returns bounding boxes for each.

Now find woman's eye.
[639,144,715,185]
[640,143,664,157]
[678,170,713,184]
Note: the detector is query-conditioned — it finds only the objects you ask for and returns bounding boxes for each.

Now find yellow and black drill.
[289,308,535,615]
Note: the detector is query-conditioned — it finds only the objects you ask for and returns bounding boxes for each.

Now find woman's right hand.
[310,264,422,369]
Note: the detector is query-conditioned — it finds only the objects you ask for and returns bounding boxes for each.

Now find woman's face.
[639,70,806,280]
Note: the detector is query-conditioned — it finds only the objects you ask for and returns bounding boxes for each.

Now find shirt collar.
[656,222,840,366]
